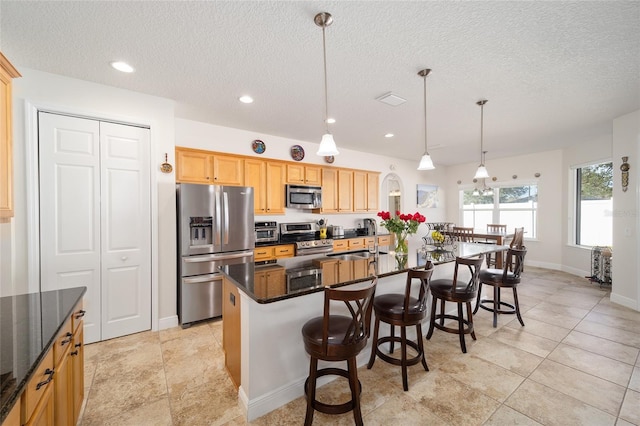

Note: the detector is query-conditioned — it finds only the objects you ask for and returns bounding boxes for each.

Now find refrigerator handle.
[183,274,223,284]
[214,188,221,246]
[223,191,229,245]
[183,251,253,263]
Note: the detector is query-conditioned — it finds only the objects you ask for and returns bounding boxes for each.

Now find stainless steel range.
[279,222,334,256]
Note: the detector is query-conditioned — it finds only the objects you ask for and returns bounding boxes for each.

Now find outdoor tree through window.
[576,162,613,246]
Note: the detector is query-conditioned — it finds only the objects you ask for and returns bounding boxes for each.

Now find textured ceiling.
[1,1,639,165]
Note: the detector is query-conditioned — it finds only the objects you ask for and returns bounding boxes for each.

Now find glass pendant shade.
[474,165,490,179]
[417,153,435,170]
[316,133,339,156]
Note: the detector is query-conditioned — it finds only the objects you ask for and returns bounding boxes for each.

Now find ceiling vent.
[376,92,407,106]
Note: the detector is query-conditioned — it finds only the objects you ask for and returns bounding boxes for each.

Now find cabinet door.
[353,171,367,212]
[320,168,338,213]
[222,279,241,388]
[244,159,267,214]
[24,384,54,426]
[352,258,369,280]
[213,154,243,185]
[0,54,19,219]
[285,164,305,184]
[337,260,353,282]
[266,268,286,297]
[176,149,212,183]
[319,260,338,286]
[54,346,73,426]
[253,271,268,298]
[304,166,322,185]
[265,161,285,214]
[71,326,84,424]
[367,172,379,211]
[337,170,353,212]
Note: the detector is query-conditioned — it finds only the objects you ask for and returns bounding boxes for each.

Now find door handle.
[183,275,223,284]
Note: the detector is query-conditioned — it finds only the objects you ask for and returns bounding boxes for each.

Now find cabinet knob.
[121,256,127,261]
[206,176,210,180]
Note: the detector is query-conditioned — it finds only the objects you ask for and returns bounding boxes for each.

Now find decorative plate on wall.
[252,139,266,154]
[324,155,335,164]
[290,145,305,161]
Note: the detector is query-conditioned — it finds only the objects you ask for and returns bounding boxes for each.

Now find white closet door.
[39,113,151,344]
[99,122,151,339]
[39,113,102,343]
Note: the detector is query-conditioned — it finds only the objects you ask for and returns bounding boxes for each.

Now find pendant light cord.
[423,73,428,154]
[322,25,330,134]
[480,102,484,166]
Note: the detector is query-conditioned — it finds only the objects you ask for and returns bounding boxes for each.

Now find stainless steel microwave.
[286,184,322,209]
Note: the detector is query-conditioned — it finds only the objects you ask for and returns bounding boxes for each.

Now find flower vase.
[394,232,408,259]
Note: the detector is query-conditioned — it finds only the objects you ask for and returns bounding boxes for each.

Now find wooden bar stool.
[367,263,434,391]
[426,255,484,353]
[474,247,527,327]
[301,278,377,426]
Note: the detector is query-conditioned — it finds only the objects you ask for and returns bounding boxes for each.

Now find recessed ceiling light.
[239,95,254,104]
[384,133,394,138]
[376,92,406,106]
[326,118,336,124]
[110,61,134,73]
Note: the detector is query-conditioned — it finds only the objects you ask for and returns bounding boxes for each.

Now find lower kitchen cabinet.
[222,279,241,388]
[254,265,286,298]
[254,244,294,262]
[314,257,369,286]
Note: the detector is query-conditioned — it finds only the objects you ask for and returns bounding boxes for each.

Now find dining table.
[442,229,514,268]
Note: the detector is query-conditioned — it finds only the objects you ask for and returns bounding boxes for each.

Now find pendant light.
[417,69,435,170]
[474,99,490,179]
[315,12,339,156]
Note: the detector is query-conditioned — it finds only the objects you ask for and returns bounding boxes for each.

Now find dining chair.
[486,226,524,268]
[426,255,484,353]
[301,278,377,426]
[474,247,527,327]
[367,263,434,391]
[486,224,507,234]
[452,226,474,242]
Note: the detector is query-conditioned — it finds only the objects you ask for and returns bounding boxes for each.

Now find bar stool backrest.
[451,255,484,294]
[403,263,434,320]
[504,247,527,279]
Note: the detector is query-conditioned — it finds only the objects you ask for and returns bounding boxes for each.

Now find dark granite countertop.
[0,286,86,423]
[222,242,507,305]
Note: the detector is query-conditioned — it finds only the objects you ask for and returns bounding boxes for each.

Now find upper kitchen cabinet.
[244,158,285,215]
[337,169,353,212]
[285,164,322,186]
[316,168,338,213]
[176,147,244,185]
[0,52,21,219]
[353,171,379,212]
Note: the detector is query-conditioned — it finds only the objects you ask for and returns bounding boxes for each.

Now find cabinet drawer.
[274,245,294,258]
[254,247,274,261]
[348,238,365,249]
[71,300,85,334]
[378,235,391,246]
[53,319,73,366]
[22,349,54,422]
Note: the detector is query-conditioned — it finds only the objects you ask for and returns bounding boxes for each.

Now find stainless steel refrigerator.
[177,183,254,326]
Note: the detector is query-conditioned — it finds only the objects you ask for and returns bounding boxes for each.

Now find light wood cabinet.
[377,235,392,247]
[337,169,353,212]
[332,237,365,252]
[354,171,379,212]
[286,164,322,185]
[318,168,338,213]
[0,52,20,219]
[254,244,295,262]
[314,256,369,285]
[222,279,241,388]
[21,350,54,426]
[254,265,286,299]
[244,159,285,215]
[70,303,85,423]
[4,400,20,426]
[176,148,244,185]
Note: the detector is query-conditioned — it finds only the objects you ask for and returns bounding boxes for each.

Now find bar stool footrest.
[431,314,474,335]
[375,336,424,368]
[304,367,362,415]
[478,298,517,315]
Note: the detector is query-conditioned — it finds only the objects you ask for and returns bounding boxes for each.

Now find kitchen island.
[0,287,86,425]
[220,242,506,421]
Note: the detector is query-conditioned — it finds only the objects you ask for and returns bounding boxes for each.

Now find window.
[460,183,537,238]
[574,162,612,246]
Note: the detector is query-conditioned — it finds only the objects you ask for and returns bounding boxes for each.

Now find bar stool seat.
[367,265,434,391]
[302,278,377,426]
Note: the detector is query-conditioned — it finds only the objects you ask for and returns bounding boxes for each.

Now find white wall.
[444,150,564,270]
[611,110,639,310]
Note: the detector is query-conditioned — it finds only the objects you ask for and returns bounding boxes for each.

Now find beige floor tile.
[506,316,572,342]
[630,367,640,392]
[615,418,636,426]
[520,306,583,329]
[436,354,525,402]
[169,380,243,426]
[363,394,449,425]
[529,359,626,416]
[484,405,542,425]
[593,302,640,323]
[547,343,634,386]
[584,311,640,335]
[505,379,616,425]
[490,325,559,358]
[619,389,640,425]
[81,397,172,426]
[574,319,640,349]
[408,369,500,424]
[530,300,591,319]
[562,330,639,364]
[468,338,543,377]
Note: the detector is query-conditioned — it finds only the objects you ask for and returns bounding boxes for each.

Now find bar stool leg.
[401,325,408,391]
[458,302,467,353]
[513,287,525,326]
[473,283,483,314]
[367,316,381,369]
[347,357,364,426]
[304,357,318,426]
[467,302,476,340]
[416,323,429,371]
[493,285,499,327]
[389,324,395,353]
[426,296,437,339]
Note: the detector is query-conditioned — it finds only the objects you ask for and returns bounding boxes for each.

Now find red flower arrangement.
[376,211,426,236]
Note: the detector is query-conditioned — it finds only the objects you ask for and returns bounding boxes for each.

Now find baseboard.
[158,315,179,330]
[609,293,638,311]
[560,265,590,278]
[526,260,563,271]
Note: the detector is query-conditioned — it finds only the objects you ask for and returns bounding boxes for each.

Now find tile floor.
[79,267,640,425]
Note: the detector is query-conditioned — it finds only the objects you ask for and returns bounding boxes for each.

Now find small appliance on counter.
[255,221,278,245]
[328,225,344,238]
[363,218,377,236]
